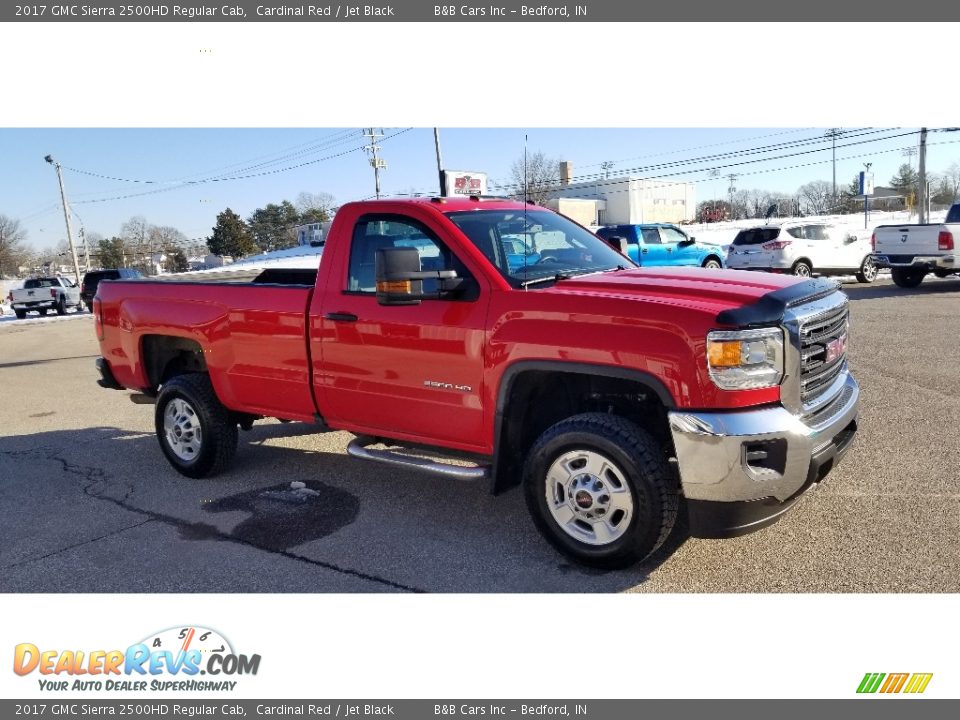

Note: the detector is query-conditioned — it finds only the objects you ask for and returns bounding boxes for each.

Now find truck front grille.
[798,302,849,405]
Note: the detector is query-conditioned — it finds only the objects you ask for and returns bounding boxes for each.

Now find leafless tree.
[0,214,29,278]
[798,180,834,215]
[295,191,337,222]
[509,151,561,206]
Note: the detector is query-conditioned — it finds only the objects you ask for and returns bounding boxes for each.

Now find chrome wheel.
[163,398,203,462]
[545,449,634,546]
[793,262,812,277]
[703,259,722,269]
[861,257,878,281]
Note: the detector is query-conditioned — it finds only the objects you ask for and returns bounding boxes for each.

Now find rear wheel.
[855,256,878,283]
[55,296,67,315]
[523,413,678,568]
[891,268,926,288]
[791,260,812,277]
[701,256,722,269]
[14,309,26,320]
[38,308,48,317]
[155,373,238,478]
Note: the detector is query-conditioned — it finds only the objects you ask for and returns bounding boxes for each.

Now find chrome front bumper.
[668,372,859,506]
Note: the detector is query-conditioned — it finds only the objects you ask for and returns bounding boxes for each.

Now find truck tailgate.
[875,225,941,256]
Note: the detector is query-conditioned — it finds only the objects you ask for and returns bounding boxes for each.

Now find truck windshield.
[446,209,635,287]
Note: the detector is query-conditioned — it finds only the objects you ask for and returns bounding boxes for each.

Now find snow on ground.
[0,309,92,326]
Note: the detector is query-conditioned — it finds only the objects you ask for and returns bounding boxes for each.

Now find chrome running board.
[346,436,489,481]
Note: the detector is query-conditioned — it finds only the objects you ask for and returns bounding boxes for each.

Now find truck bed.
[97,271,320,421]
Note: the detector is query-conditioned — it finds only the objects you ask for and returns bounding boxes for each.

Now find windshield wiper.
[520,272,573,288]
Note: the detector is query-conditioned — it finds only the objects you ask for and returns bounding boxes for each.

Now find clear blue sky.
[3,127,955,251]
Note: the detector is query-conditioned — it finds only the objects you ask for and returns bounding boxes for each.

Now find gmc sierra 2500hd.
[94,197,859,567]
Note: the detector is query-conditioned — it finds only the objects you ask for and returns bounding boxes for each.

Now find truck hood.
[547,267,826,324]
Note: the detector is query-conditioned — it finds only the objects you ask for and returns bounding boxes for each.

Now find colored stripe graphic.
[857,672,932,694]
[903,673,933,694]
[857,673,885,693]
[880,673,909,693]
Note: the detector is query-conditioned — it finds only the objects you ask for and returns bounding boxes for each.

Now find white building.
[294,222,331,247]
[548,162,697,226]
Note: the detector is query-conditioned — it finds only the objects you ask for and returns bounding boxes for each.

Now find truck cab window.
[347,216,471,295]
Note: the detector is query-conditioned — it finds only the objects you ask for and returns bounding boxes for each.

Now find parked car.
[95,197,859,568]
[8,276,83,318]
[80,268,143,311]
[596,223,725,268]
[725,222,878,283]
[871,202,960,288]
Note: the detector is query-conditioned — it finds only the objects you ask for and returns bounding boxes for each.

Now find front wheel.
[855,256,878,283]
[891,267,926,288]
[155,373,238,478]
[701,257,722,270]
[523,413,678,568]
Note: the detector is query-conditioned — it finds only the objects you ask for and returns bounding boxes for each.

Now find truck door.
[659,225,698,266]
[313,213,489,451]
[637,227,668,266]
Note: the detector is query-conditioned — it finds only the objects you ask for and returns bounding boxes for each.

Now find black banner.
[2,0,954,22]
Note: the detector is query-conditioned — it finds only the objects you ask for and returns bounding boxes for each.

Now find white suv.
[726,222,878,283]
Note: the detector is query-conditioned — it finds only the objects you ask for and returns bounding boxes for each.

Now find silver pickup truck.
[8,276,83,318]
[872,202,960,287]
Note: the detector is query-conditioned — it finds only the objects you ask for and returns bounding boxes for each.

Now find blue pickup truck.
[596,224,725,268]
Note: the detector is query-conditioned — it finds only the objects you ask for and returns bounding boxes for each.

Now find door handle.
[641,248,649,254]
[324,312,358,322]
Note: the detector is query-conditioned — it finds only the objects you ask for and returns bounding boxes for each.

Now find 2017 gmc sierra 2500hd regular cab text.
[94,198,860,567]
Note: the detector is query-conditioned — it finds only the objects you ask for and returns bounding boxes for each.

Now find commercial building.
[547,161,696,226]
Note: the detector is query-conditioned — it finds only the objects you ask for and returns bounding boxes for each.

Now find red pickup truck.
[95,197,860,567]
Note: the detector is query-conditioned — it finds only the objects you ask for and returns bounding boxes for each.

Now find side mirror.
[375,247,459,306]
[605,235,631,255]
[678,239,696,248]
[688,236,696,242]
[844,234,858,244]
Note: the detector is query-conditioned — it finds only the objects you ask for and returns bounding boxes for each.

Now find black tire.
[14,309,26,320]
[791,260,812,277]
[933,269,953,279]
[155,373,238,478]
[701,256,723,269]
[38,308,47,316]
[523,412,678,569]
[891,267,926,288]
[855,255,878,284]
[55,296,67,315]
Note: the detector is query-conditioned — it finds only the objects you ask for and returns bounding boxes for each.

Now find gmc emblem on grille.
[825,334,847,364]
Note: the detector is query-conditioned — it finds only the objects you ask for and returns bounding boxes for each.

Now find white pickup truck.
[8,276,83,319]
[872,202,960,288]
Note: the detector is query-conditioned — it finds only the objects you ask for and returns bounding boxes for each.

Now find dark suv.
[80,268,142,311]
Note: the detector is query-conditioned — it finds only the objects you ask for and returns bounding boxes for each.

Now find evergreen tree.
[889,163,920,200]
[248,201,300,253]
[207,208,257,258]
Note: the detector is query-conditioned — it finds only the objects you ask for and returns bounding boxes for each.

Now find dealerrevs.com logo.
[857,673,933,694]
[13,626,261,693]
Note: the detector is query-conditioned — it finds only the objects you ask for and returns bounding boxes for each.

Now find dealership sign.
[442,170,488,197]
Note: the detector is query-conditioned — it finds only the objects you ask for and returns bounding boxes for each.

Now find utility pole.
[917,127,928,223]
[44,155,82,285]
[363,128,387,199]
[826,128,842,199]
[726,174,738,219]
[433,128,445,196]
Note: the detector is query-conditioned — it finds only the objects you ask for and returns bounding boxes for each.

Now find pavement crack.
[0,447,425,593]
[3,519,155,570]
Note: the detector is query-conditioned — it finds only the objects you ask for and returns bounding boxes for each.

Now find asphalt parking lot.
[1,276,958,593]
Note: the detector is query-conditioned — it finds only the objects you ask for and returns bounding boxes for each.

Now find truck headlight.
[707,328,784,390]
